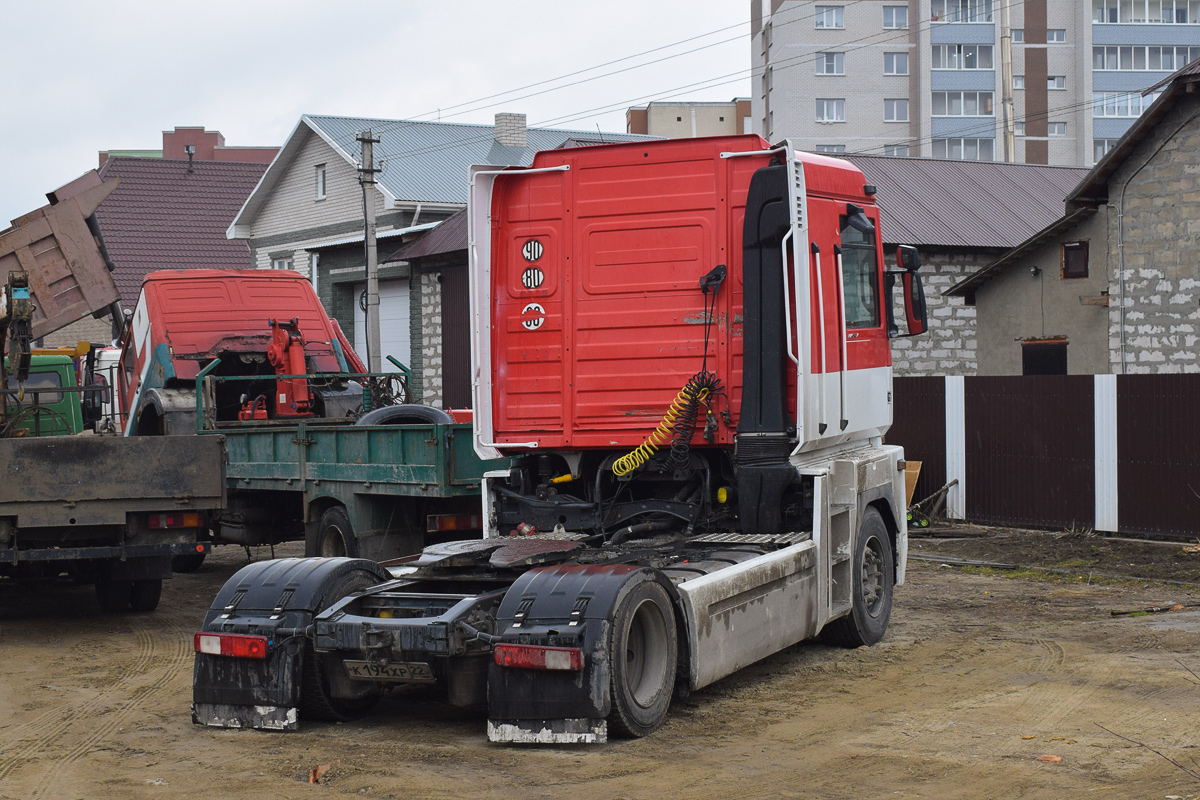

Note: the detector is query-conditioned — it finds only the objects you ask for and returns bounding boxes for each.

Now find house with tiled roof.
[227,112,654,402]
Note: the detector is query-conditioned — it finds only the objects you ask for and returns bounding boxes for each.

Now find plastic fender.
[192,557,390,730]
[487,564,671,730]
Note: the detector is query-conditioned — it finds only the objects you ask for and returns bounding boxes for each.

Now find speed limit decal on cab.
[522,239,544,262]
[520,303,546,330]
[521,267,545,289]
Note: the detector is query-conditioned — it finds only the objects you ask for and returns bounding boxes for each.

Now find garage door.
[354,279,411,368]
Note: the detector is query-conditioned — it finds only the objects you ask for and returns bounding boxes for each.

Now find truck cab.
[3,355,85,437]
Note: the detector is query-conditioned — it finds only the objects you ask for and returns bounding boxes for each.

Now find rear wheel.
[130,579,163,612]
[95,578,132,613]
[822,506,894,648]
[607,575,677,738]
[299,569,383,722]
[312,506,357,558]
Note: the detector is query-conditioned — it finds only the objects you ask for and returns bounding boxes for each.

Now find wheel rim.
[320,525,348,558]
[625,599,670,708]
[861,535,885,616]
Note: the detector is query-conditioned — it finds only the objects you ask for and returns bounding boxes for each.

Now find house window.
[1094,138,1120,162]
[1015,122,1026,136]
[817,52,846,75]
[884,144,911,156]
[816,6,844,28]
[1048,75,1066,89]
[272,256,294,270]
[932,0,994,22]
[1014,75,1025,89]
[315,164,326,200]
[884,52,909,75]
[1048,122,1067,136]
[932,91,995,116]
[1022,340,1068,375]
[1062,241,1089,279]
[932,44,994,69]
[816,144,847,153]
[817,98,846,122]
[1012,28,1024,42]
[884,99,910,122]
[883,5,908,28]
[1048,29,1066,41]
[932,138,995,160]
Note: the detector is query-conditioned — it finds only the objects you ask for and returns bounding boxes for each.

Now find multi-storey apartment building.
[751,0,1200,165]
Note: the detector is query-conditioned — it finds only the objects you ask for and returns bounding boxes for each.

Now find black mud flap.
[191,557,390,731]
[486,563,668,744]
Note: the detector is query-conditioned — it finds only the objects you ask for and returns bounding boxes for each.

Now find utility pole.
[357,130,381,372]
[999,1,1016,162]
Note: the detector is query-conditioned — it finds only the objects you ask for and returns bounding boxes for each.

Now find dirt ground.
[2,529,1200,800]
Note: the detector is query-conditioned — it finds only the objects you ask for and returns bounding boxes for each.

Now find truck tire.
[95,578,132,613]
[607,575,678,738]
[312,506,358,559]
[821,506,894,648]
[299,568,383,722]
[172,550,207,573]
[354,404,453,426]
[130,579,163,612]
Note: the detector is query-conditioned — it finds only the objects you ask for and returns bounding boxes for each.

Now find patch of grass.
[957,565,1150,588]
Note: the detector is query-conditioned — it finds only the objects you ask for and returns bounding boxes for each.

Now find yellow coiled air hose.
[611,384,711,477]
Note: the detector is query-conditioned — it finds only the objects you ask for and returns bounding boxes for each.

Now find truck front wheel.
[607,576,678,738]
[821,506,894,648]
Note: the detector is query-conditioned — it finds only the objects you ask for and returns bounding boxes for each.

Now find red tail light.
[426,513,482,533]
[493,643,584,671]
[194,632,269,659]
[149,512,203,529]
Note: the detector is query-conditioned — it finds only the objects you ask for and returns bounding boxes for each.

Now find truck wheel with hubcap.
[299,568,383,722]
[608,575,678,738]
[821,506,894,648]
[311,506,357,558]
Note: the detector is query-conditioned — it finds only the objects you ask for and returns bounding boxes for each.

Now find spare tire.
[355,404,453,426]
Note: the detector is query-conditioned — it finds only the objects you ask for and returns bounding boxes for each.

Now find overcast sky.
[0,1,751,225]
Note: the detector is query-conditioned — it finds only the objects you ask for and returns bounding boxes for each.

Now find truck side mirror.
[897,244,921,272]
[902,271,928,336]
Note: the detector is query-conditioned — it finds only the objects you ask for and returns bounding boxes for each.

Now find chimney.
[494,113,527,148]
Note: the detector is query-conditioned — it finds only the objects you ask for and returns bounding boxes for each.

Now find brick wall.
[419,270,442,406]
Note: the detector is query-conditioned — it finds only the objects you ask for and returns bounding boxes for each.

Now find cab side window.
[839,213,881,328]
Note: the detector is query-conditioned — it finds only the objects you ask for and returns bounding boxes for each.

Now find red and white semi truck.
[192,134,928,742]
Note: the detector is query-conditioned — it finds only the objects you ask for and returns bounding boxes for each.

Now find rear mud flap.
[487,718,607,744]
[192,702,299,731]
[191,640,304,730]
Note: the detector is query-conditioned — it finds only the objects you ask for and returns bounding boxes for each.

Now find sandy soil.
[2,532,1199,800]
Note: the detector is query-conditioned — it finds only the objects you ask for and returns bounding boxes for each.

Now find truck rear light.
[427,513,482,533]
[493,643,583,671]
[149,512,203,529]
[194,632,269,659]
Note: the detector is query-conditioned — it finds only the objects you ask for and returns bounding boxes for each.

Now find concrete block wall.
[1107,100,1200,373]
[890,249,994,376]
[418,270,442,406]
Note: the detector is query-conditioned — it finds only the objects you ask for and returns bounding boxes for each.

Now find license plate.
[343,660,436,683]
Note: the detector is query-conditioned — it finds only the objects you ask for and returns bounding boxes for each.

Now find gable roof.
[96,157,267,307]
[843,155,1089,249]
[229,115,656,237]
[387,208,467,262]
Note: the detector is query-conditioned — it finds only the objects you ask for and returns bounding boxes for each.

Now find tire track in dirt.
[0,615,190,799]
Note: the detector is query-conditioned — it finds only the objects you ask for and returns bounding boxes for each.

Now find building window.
[931,0,994,22]
[1015,122,1026,136]
[1012,28,1024,42]
[932,44,994,69]
[315,164,326,200]
[1014,75,1025,89]
[1048,75,1066,89]
[932,138,995,160]
[817,52,846,75]
[1093,91,1161,116]
[884,144,911,156]
[816,144,847,153]
[884,52,909,75]
[1022,340,1068,375]
[1094,138,1120,162]
[272,256,294,271]
[1062,242,1089,279]
[932,91,995,116]
[1047,28,1066,41]
[1093,0,1200,23]
[1048,122,1067,136]
[883,5,908,28]
[1094,45,1200,70]
[816,6,844,28]
[816,98,846,122]
[884,99,910,122]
